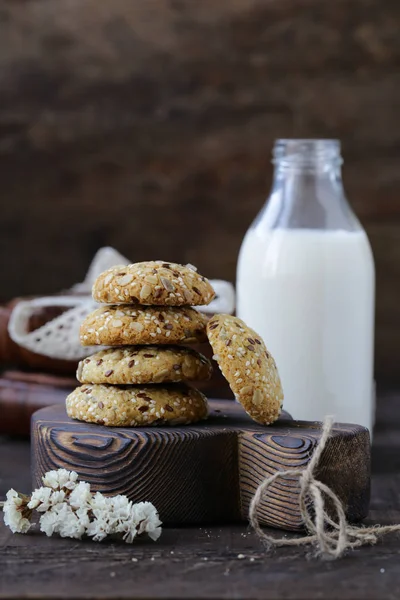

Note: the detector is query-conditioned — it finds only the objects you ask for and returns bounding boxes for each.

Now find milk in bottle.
[236,140,375,433]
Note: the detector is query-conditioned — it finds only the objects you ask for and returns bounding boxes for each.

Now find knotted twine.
[249,416,400,559]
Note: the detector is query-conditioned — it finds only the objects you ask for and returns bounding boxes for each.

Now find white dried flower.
[51,490,67,505]
[28,488,66,512]
[3,490,31,534]
[56,504,86,539]
[112,501,161,543]
[86,492,113,541]
[69,482,91,510]
[42,469,78,491]
[75,506,90,530]
[132,502,162,541]
[117,519,138,544]
[86,514,110,542]
[40,503,86,539]
[87,493,132,541]
[89,491,109,514]
[107,495,132,525]
[2,469,162,544]
[28,487,52,511]
[38,506,59,537]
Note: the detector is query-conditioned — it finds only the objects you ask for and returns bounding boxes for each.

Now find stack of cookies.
[66,261,216,427]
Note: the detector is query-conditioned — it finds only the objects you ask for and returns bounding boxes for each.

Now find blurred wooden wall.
[0,0,399,381]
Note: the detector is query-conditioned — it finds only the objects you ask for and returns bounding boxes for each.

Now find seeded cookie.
[66,383,209,427]
[92,261,215,306]
[77,345,213,385]
[80,305,208,346]
[206,314,283,425]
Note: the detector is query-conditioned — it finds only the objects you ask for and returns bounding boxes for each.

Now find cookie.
[66,383,209,427]
[77,345,213,385]
[92,261,215,306]
[206,314,283,425]
[80,305,208,346]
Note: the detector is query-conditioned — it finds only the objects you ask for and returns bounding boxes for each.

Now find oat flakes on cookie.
[66,383,209,427]
[77,345,212,385]
[92,261,215,306]
[206,314,283,425]
[80,305,208,346]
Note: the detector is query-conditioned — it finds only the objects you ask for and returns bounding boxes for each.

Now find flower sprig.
[1,469,162,543]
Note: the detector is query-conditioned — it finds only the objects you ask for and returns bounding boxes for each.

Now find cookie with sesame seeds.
[80,305,208,346]
[92,261,215,306]
[206,314,283,425]
[66,383,209,427]
[77,345,213,385]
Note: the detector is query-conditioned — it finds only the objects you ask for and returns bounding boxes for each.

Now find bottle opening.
[273,139,342,168]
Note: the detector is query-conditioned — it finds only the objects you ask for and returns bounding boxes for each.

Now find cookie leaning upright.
[207,314,283,425]
[92,261,215,306]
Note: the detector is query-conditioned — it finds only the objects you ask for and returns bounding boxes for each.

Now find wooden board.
[2,390,400,600]
[31,401,370,531]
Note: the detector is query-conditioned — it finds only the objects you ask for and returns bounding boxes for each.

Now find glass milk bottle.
[237,139,375,433]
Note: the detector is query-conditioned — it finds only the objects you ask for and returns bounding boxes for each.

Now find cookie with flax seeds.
[207,314,283,425]
[77,345,212,385]
[66,383,209,427]
[92,261,215,306]
[80,305,209,346]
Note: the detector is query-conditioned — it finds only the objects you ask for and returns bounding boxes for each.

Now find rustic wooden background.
[0,0,399,381]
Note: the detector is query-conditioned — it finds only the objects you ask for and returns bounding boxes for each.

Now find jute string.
[249,417,400,559]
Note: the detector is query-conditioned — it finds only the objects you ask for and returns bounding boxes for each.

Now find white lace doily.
[8,248,236,361]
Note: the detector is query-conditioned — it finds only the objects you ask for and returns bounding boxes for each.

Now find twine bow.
[249,417,400,559]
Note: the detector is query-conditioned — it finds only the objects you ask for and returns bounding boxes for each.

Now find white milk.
[237,228,375,431]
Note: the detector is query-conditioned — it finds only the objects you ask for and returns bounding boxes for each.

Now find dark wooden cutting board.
[31,401,370,531]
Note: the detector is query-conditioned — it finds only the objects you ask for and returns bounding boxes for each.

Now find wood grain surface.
[0,0,399,383]
[239,420,371,529]
[1,390,400,600]
[31,400,370,530]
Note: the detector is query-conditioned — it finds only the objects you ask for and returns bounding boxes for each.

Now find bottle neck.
[273,159,343,185]
[273,139,342,166]
[273,138,343,182]
[256,139,360,231]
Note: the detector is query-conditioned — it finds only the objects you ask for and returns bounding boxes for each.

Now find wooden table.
[1,392,400,600]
